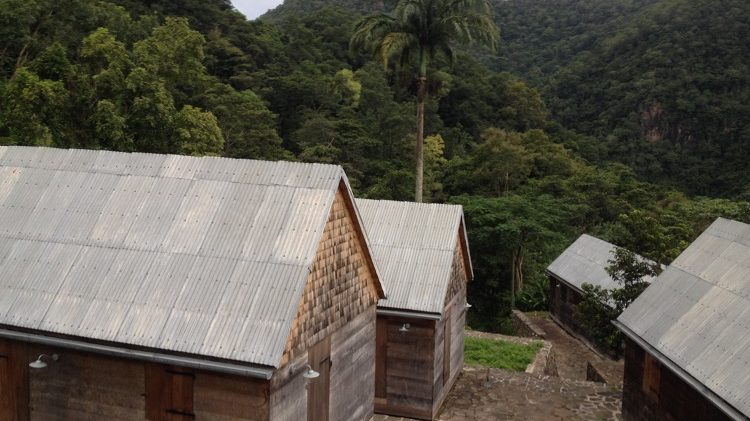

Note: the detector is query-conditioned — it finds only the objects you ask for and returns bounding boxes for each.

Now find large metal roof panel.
[618,218,750,417]
[356,199,470,314]
[0,146,351,368]
[547,234,658,292]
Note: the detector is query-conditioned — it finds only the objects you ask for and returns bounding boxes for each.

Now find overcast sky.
[232,0,284,20]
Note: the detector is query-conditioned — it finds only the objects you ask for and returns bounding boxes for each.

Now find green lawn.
[464,337,543,371]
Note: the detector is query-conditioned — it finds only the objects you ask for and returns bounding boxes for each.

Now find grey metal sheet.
[618,218,750,417]
[547,234,658,292]
[356,199,469,314]
[0,146,357,368]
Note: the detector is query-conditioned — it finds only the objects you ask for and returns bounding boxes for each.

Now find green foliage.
[576,248,659,356]
[1,68,68,146]
[174,105,224,156]
[464,337,543,371]
[2,0,750,336]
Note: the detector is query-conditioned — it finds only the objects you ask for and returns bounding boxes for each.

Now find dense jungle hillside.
[0,0,748,330]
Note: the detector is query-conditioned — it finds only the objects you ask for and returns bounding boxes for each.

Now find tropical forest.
[1,0,749,336]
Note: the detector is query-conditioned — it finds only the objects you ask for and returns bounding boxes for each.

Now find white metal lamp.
[303,364,320,379]
[466,302,473,309]
[399,323,410,333]
[29,354,59,369]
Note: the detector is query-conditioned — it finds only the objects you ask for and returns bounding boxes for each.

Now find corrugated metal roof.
[618,218,750,417]
[547,234,658,292]
[356,199,472,314]
[0,146,367,368]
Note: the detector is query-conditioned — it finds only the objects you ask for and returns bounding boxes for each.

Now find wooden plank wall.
[621,338,731,421]
[0,341,272,421]
[27,346,145,420]
[432,292,465,416]
[329,307,375,421]
[432,241,469,416]
[193,371,269,420]
[279,188,380,367]
[0,339,29,421]
[269,352,308,420]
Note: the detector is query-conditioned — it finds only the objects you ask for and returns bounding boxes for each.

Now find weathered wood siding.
[329,307,375,421]
[622,338,731,421]
[271,185,380,421]
[376,236,469,420]
[269,353,308,421]
[280,187,380,367]
[549,277,584,335]
[194,372,269,420]
[28,346,145,420]
[433,240,468,416]
[433,294,465,416]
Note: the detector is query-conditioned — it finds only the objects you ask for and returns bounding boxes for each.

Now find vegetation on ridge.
[1,0,749,332]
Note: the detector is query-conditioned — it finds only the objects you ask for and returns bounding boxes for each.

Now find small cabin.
[546,234,656,347]
[356,199,473,420]
[0,146,385,421]
[614,218,750,421]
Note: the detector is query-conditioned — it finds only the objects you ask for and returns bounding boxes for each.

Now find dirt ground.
[528,313,624,386]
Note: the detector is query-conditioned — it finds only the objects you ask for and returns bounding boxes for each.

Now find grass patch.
[464,337,543,371]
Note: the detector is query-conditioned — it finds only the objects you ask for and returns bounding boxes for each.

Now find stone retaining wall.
[510,310,546,338]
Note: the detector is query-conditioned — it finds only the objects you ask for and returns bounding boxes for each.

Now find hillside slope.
[550,0,750,195]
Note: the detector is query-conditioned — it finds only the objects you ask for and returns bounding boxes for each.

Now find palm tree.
[351,0,498,202]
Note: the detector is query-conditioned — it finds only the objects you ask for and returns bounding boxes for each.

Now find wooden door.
[0,340,29,421]
[307,337,331,421]
[145,364,195,420]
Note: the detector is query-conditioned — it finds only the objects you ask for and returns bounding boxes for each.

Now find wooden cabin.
[614,218,750,420]
[356,199,473,420]
[546,234,656,349]
[0,146,385,421]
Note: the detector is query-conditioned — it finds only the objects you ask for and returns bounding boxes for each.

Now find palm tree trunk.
[415,76,426,203]
[415,50,428,203]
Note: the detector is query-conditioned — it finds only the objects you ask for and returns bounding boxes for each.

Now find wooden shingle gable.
[279,184,383,366]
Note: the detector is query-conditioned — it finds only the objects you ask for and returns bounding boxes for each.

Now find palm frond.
[349,14,401,54]
[378,32,420,68]
[436,13,499,51]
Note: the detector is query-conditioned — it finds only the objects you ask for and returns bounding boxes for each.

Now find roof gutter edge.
[377,308,442,320]
[612,321,747,421]
[0,328,274,380]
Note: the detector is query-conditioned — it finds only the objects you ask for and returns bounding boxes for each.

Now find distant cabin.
[356,199,473,420]
[0,146,385,421]
[615,218,750,421]
[546,234,657,350]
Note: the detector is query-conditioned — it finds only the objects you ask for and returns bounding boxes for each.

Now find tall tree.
[350,0,498,202]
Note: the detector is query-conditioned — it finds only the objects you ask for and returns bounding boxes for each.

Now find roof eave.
[613,320,747,421]
[376,307,443,321]
[0,328,275,380]
[337,174,386,299]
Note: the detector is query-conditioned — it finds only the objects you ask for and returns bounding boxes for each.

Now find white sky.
[232,0,284,20]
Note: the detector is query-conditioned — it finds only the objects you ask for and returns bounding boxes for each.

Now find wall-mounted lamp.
[303,364,320,379]
[29,354,59,369]
[465,303,473,309]
[399,323,411,333]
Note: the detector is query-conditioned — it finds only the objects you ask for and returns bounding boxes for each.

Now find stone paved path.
[374,366,622,421]
[528,313,624,386]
